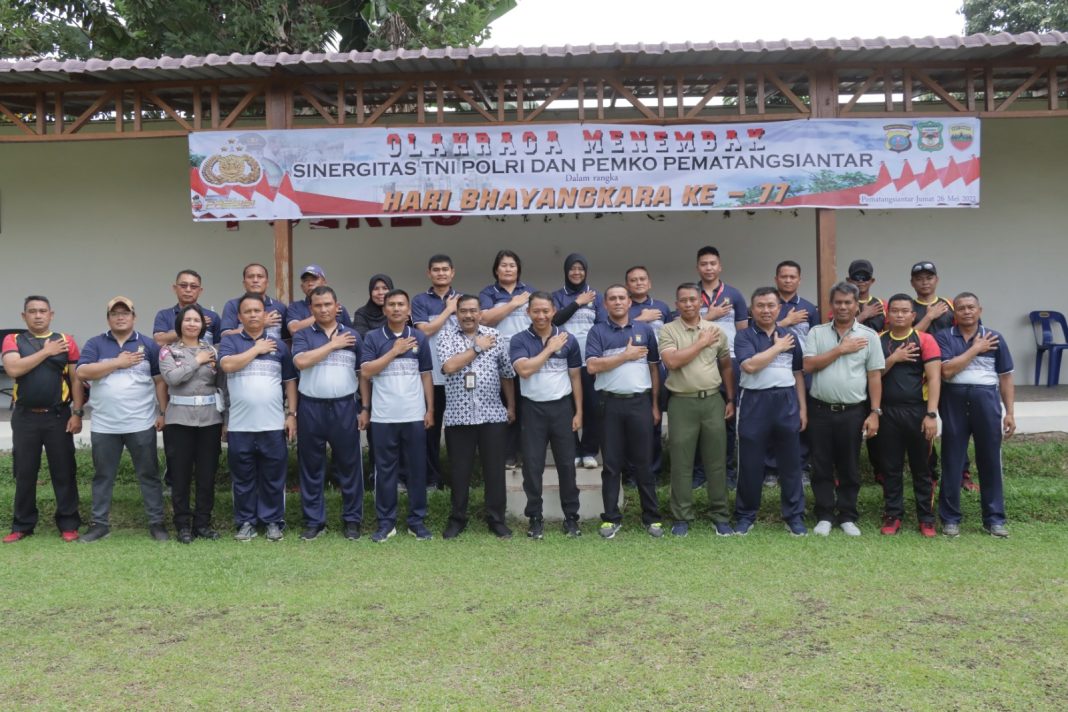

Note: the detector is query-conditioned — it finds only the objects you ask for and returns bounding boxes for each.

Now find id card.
[464,372,477,391]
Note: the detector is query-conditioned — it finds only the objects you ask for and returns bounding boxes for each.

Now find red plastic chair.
[1029,311,1068,386]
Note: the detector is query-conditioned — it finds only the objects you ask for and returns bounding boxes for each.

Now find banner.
[189,118,980,221]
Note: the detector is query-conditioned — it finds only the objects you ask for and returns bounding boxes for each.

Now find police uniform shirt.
[360,325,433,423]
[778,293,820,348]
[699,282,748,357]
[78,331,161,434]
[880,329,940,405]
[218,331,297,432]
[286,297,352,332]
[411,288,460,387]
[735,326,803,391]
[551,285,605,361]
[220,296,288,340]
[658,319,729,394]
[585,320,660,395]
[913,296,954,333]
[478,281,535,342]
[509,326,581,402]
[153,304,222,344]
[291,322,360,399]
[936,326,1014,386]
[628,296,672,343]
[2,331,80,407]
[803,320,886,404]
[437,323,515,427]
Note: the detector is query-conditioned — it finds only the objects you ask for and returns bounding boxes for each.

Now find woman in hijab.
[352,274,394,336]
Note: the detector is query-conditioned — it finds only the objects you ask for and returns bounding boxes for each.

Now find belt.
[602,390,650,399]
[169,394,216,407]
[672,389,722,399]
[300,394,357,403]
[16,403,69,414]
[811,399,865,412]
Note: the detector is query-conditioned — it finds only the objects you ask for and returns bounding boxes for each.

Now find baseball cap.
[910,261,937,276]
[106,296,135,313]
[300,264,326,279]
[847,259,874,280]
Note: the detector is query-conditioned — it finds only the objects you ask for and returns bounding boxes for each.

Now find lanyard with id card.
[464,372,477,391]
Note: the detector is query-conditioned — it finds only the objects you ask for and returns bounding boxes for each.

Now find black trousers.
[424,384,446,488]
[520,396,579,521]
[878,403,936,522]
[504,378,523,463]
[11,405,80,533]
[807,400,866,524]
[444,421,508,527]
[600,392,660,525]
[163,422,223,530]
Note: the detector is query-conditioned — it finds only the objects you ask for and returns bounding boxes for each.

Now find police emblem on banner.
[200,138,263,186]
[883,124,912,153]
[949,124,974,151]
[916,121,944,152]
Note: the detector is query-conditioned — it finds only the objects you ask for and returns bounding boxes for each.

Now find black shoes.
[443,520,466,540]
[177,528,193,544]
[489,522,513,540]
[343,522,362,540]
[527,518,544,540]
[149,524,170,541]
[300,526,326,541]
[194,527,220,540]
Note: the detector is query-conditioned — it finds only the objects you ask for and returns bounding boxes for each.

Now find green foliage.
[963,0,1068,34]
[1,0,517,60]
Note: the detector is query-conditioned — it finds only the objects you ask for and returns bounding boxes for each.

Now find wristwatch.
[472,343,483,355]
[926,411,938,418]
[870,408,883,416]
[285,411,297,418]
[72,407,85,417]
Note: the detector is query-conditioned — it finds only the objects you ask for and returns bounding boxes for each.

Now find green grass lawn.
[2,438,1067,710]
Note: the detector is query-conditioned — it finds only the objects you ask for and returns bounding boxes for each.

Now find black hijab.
[563,253,589,292]
[352,273,394,334]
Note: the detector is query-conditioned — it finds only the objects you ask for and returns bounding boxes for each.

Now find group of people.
[2,248,1017,545]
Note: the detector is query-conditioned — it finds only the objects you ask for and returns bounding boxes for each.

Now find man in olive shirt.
[660,283,735,537]
[802,282,885,536]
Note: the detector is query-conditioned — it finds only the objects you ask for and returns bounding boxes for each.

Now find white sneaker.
[840,522,862,536]
[582,456,599,469]
[813,520,833,536]
[574,457,582,467]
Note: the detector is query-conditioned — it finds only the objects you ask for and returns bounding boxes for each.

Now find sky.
[485,0,967,47]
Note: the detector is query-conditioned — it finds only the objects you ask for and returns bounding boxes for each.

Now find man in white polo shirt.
[291,286,363,541]
[219,292,299,542]
[76,296,169,543]
[359,289,435,543]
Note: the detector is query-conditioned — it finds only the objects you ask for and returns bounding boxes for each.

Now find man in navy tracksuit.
[935,293,1016,538]
[291,286,363,541]
[733,287,808,536]
[359,289,435,543]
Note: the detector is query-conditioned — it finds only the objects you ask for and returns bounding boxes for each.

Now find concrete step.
[505,464,619,521]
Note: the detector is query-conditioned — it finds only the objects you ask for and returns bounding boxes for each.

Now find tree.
[962,0,1068,34]
[0,0,516,60]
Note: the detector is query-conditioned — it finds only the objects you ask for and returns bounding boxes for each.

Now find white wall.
[1,118,1064,384]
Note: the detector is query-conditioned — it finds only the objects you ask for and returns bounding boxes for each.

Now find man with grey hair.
[802,282,885,536]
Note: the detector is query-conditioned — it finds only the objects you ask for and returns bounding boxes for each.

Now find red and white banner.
[189,118,980,221]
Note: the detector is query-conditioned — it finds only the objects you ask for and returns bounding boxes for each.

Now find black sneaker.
[149,524,170,542]
[80,523,111,543]
[177,528,193,544]
[408,523,433,541]
[300,526,326,541]
[343,522,361,541]
[563,519,582,538]
[371,525,396,543]
[194,527,220,540]
[489,522,513,539]
[442,520,466,540]
[527,518,544,540]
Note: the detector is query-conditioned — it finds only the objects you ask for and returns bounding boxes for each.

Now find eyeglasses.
[176,282,202,290]
[849,273,872,282]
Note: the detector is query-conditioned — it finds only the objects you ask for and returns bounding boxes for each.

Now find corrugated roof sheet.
[2,32,1067,86]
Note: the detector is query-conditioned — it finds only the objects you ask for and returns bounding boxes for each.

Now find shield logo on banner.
[883,124,912,153]
[916,121,944,152]
[950,124,974,151]
[200,138,263,186]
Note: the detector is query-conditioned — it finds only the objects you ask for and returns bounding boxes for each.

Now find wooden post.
[266,83,293,305]
[810,70,839,319]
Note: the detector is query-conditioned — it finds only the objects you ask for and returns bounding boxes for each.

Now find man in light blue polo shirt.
[220,263,288,340]
[219,293,299,542]
[803,282,885,536]
[586,284,663,539]
[286,264,352,335]
[359,289,435,543]
[292,286,362,541]
[935,293,1016,538]
[77,296,169,543]
[509,292,583,539]
[412,253,460,490]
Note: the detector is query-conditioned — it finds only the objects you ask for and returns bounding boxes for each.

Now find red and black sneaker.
[918,522,937,538]
[880,516,902,535]
[962,471,979,492]
[60,530,80,542]
[3,531,31,544]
